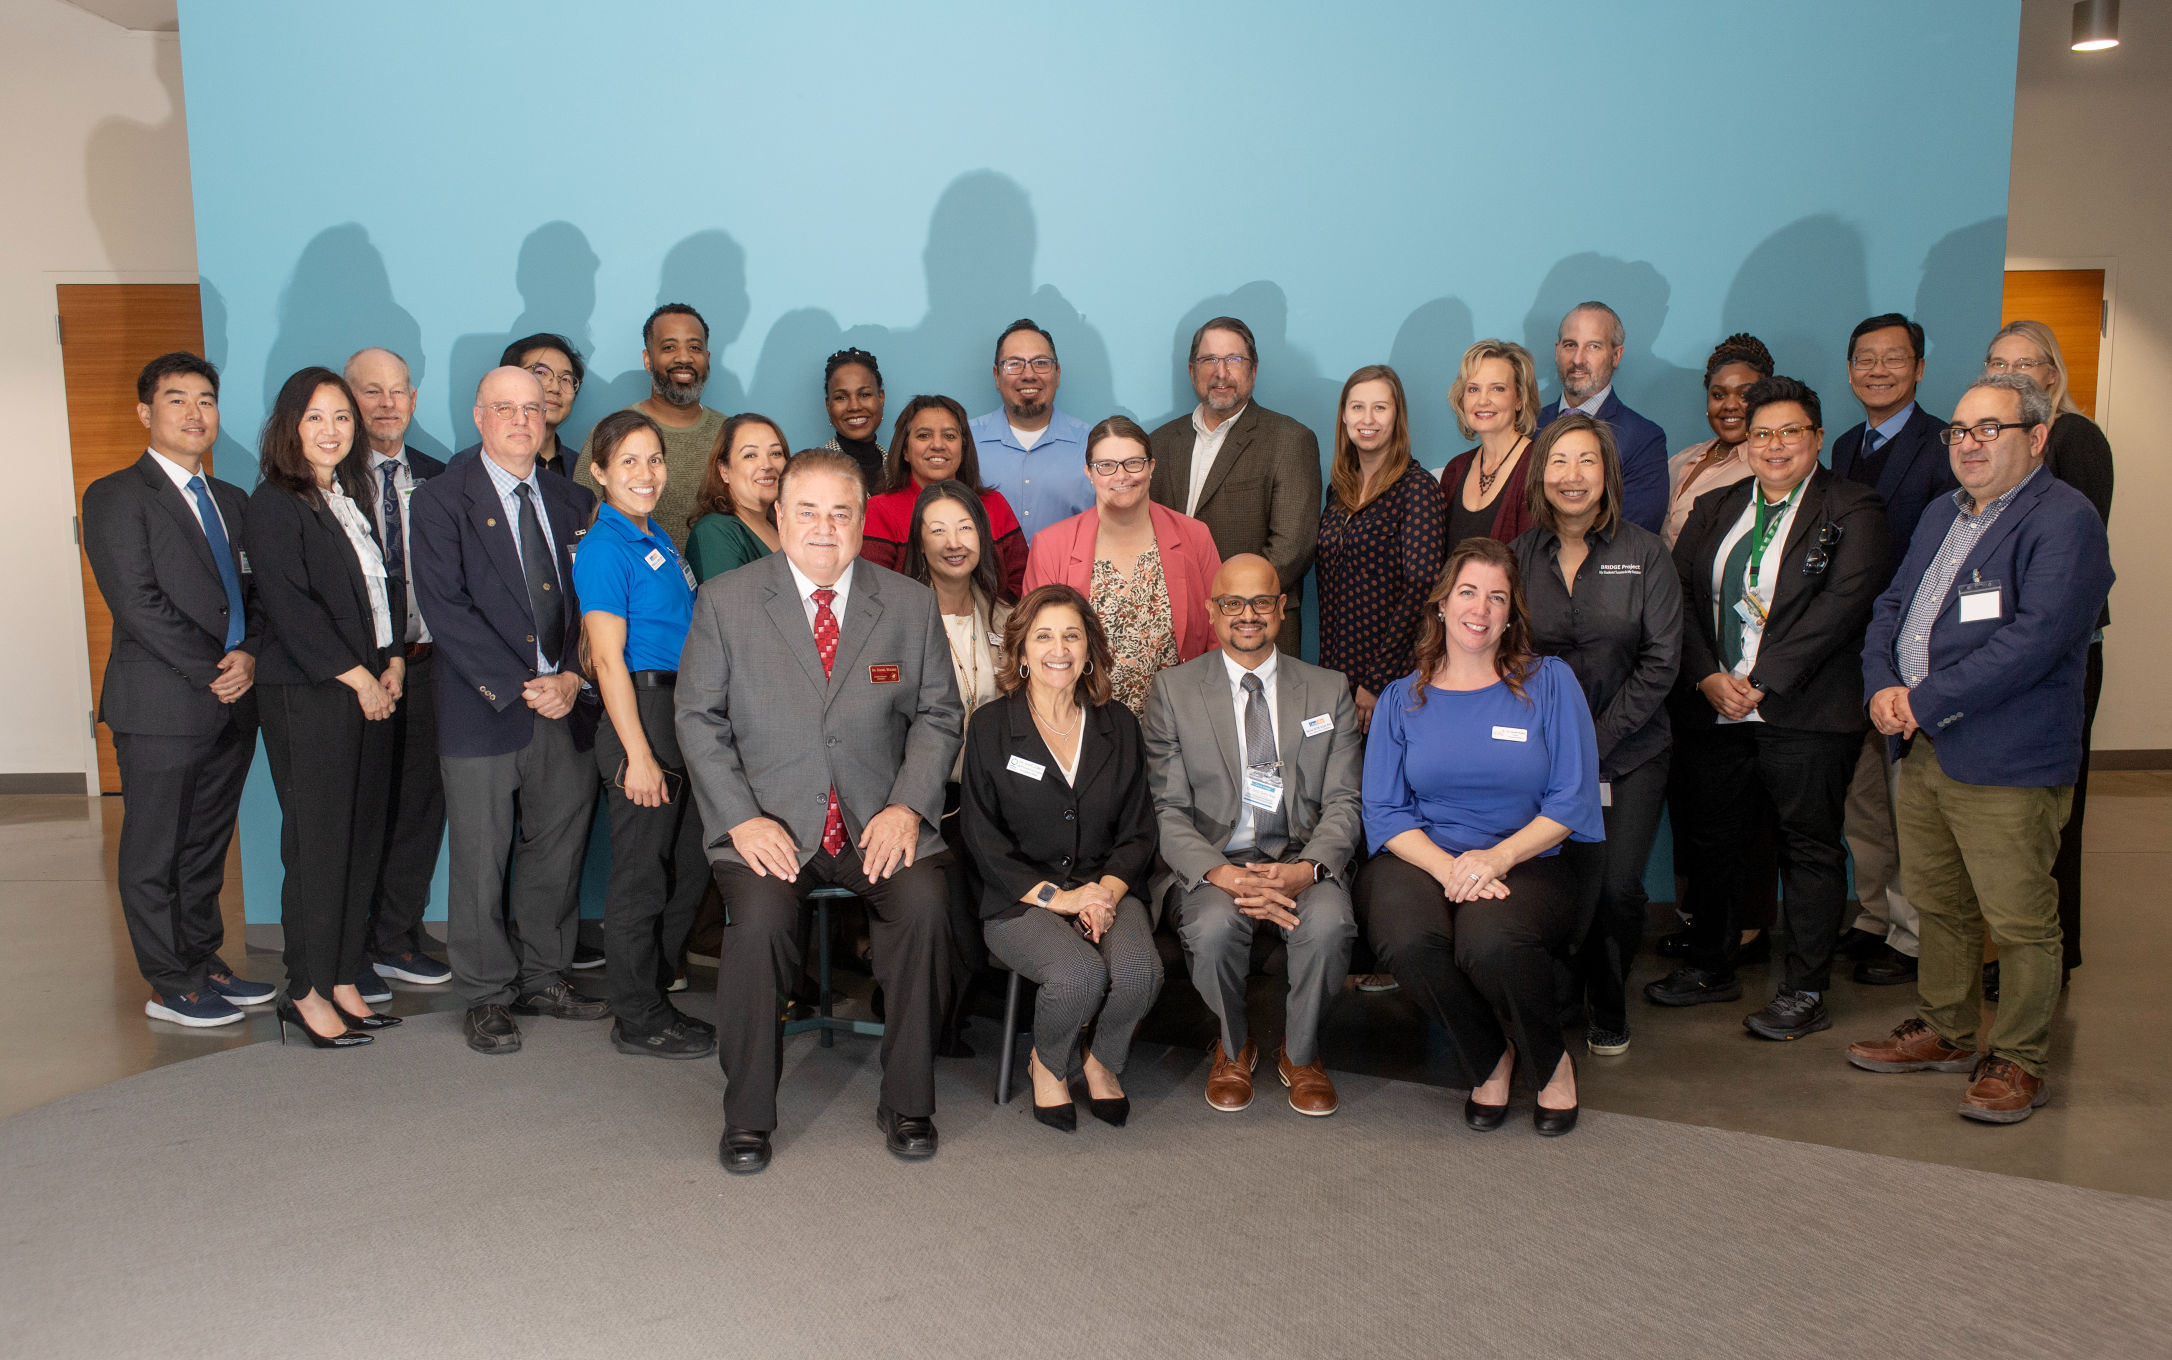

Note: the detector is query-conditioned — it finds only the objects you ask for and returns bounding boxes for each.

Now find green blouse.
[684,512,775,582]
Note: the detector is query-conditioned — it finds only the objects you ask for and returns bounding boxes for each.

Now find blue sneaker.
[353,963,393,1004]
[145,990,244,1027]
[372,950,451,985]
[205,970,277,1007]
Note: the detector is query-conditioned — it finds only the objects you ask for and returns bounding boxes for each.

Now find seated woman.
[573,409,715,1060]
[684,413,787,582]
[816,347,888,486]
[248,366,407,1048]
[1438,340,1543,548]
[861,395,1027,596]
[961,584,1161,1133]
[1359,538,1604,1135]
[1024,416,1222,718]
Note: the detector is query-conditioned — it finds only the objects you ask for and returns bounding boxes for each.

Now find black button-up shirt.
[1510,518,1683,779]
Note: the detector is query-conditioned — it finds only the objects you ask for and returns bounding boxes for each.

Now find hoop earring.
[1084,660,1093,675]
[1020,664,1030,678]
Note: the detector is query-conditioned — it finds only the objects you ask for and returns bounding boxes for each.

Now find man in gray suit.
[1144,555,1363,1116]
[1148,316,1322,653]
[677,448,964,1173]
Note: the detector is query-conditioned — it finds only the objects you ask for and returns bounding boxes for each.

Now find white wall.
[2009,0,2172,753]
[0,0,197,787]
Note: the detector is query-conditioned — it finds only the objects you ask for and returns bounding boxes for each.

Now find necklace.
[1476,437,1525,496]
[941,606,984,715]
[1029,693,1081,737]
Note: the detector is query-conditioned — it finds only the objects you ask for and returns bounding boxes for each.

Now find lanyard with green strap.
[1743,483,1800,597]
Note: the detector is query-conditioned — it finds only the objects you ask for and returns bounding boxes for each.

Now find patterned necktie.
[187,475,246,650]
[1241,672,1287,859]
[513,483,564,665]
[377,461,405,583]
[813,587,847,855]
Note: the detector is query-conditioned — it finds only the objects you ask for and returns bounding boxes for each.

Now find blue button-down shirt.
[968,407,1093,540]
[480,453,562,674]
[1896,466,2041,688]
[1865,401,1916,450]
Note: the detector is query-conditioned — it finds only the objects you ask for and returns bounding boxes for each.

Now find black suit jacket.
[408,452,598,757]
[246,480,404,686]
[82,453,263,737]
[1671,467,1888,733]
[1829,403,1956,587]
[959,690,1157,923]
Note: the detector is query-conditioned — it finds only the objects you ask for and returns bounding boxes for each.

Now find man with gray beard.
[576,303,726,546]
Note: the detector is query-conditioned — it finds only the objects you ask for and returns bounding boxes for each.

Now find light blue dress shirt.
[968,407,1094,541]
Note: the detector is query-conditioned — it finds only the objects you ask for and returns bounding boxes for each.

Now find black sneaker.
[1643,966,1743,1008]
[667,1007,716,1037]
[612,1019,714,1060]
[1744,989,1832,1041]
[511,979,612,1020]
[570,942,606,970]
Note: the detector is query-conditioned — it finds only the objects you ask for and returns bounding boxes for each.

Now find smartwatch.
[1032,882,1059,908]
[1301,860,1327,885]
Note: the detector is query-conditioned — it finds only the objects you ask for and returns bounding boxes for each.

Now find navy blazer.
[1862,471,2113,787]
[1829,403,1958,588]
[246,481,404,687]
[409,452,598,757]
[1540,390,1669,535]
[82,454,264,737]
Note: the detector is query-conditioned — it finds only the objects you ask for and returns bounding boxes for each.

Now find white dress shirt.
[1184,404,1248,516]
[147,448,233,546]
[1222,648,1280,853]
[786,557,855,633]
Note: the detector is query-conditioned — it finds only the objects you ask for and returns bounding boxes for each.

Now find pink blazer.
[1023,501,1224,662]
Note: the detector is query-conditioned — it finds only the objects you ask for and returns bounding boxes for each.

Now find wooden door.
[60,283,206,794]
[2001,269,2104,418]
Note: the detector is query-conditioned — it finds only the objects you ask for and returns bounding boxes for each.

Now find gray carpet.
[4,1015,2168,1360]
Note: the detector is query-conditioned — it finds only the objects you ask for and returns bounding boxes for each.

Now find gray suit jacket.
[1148,402,1323,610]
[1141,649,1364,906]
[675,553,963,868]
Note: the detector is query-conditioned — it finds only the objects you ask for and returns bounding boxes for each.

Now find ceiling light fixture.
[2071,0,2120,52]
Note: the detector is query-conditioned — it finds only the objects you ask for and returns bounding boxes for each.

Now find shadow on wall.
[1155,281,1344,451]
[576,230,753,444]
[1388,297,1478,469]
[1523,253,1700,455]
[260,224,442,460]
[1722,215,1872,438]
[197,278,254,486]
[1914,216,2009,418]
[444,221,600,447]
[83,36,194,274]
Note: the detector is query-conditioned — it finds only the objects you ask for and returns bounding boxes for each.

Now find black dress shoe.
[1534,1102,1580,1136]
[719,1126,771,1174]
[1835,926,1887,961]
[334,1003,402,1029]
[1032,1099,1078,1133]
[510,979,612,1020]
[1853,944,1919,986]
[1463,1096,1508,1132]
[462,1003,522,1054]
[1087,1096,1130,1128]
[876,1104,939,1159]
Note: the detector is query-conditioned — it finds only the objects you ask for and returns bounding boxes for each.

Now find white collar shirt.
[1220,648,1280,852]
[1184,404,1248,517]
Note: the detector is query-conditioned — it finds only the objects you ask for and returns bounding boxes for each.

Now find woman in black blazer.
[248,367,406,1049]
[1645,375,1888,1043]
[961,583,1161,1132]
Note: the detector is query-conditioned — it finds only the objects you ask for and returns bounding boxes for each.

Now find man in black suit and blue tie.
[1538,302,1670,534]
[81,352,277,1027]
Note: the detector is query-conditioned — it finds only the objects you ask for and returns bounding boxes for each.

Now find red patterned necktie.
[813,588,846,855]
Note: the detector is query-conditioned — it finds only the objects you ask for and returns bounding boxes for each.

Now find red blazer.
[1439,446,1537,543]
[861,482,1028,599]
[1023,501,1223,662]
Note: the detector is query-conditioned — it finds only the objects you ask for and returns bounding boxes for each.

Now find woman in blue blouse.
[574,410,716,1061]
[1360,537,1604,1135]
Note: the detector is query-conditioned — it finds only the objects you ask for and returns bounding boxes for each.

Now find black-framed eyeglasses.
[1802,521,1842,576]
[997,356,1057,376]
[1210,594,1283,617]
[1938,419,2036,446]
[1088,456,1151,476]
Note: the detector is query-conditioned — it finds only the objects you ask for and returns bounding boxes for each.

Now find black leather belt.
[630,670,678,689]
[404,641,433,660]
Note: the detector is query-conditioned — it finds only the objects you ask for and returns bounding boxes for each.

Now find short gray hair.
[342,346,410,386]
[778,447,869,509]
[1562,301,1625,348]
[1964,372,2053,429]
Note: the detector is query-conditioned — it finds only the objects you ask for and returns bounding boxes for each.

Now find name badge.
[1491,725,1528,742]
[1006,754,1045,781]
[869,663,901,684]
[1599,780,1613,808]
[1243,766,1284,812]
[680,560,698,590]
[644,548,666,570]
[1957,582,2003,624]
[1301,712,1333,737]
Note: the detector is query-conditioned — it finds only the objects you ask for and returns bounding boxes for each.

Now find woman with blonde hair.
[1438,341,1543,548]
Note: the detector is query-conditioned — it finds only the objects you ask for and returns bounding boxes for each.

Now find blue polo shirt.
[968,407,1094,541]
[571,502,694,673]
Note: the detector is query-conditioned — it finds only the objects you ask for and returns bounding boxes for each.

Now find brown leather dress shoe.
[1205,1039,1257,1112]
[1959,1056,2049,1124]
[1846,1017,1979,1073]
[1276,1046,1339,1117]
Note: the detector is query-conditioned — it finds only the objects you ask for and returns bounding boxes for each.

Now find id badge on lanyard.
[1242,764,1283,812]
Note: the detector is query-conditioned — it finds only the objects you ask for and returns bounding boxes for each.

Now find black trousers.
[594,686,707,1034]
[2052,640,2101,971]
[1361,843,1600,1091]
[1677,722,1857,992]
[366,649,445,957]
[110,711,255,995]
[712,848,953,1132]
[939,783,987,1022]
[1575,749,1671,1031]
[259,679,394,998]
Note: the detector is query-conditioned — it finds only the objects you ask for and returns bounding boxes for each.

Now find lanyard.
[1744,485,1798,594]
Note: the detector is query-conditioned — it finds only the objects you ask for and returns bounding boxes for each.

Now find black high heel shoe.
[1028,1055,1077,1133]
[334,1003,401,1030]
[1087,1096,1130,1127]
[1463,1096,1508,1131]
[277,999,372,1049]
[1534,1102,1579,1136]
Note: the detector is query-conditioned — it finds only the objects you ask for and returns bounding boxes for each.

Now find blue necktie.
[187,474,246,650]
[378,460,406,583]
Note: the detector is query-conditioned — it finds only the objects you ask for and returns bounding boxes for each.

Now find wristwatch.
[1032,882,1059,907]
[1301,860,1328,885]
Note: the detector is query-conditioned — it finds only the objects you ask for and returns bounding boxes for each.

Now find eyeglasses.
[1088,455,1151,476]
[997,357,1056,376]
[1938,419,2037,446]
[1746,424,1817,447]
[1191,355,1252,371]
[1849,351,1917,372]
[1984,356,2048,374]
[487,402,545,423]
[527,363,580,392]
[1210,594,1283,617]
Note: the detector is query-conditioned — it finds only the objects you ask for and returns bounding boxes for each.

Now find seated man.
[1143,555,1363,1115]
[677,449,963,1173]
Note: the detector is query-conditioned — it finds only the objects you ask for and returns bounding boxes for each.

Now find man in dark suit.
[1537,301,1669,534]
[410,367,607,1054]
[677,449,963,1173]
[1824,313,1958,987]
[1847,374,2113,1124]
[345,347,452,993]
[1148,316,1321,654]
[1143,555,1363,1116]
[81,352,276,1027]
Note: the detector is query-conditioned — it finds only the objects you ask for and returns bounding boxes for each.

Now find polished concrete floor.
[6,776,2167,1199]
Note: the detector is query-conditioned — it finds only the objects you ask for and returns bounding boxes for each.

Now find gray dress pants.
[1175,863,1354,1067]
[984,896,1163,1080]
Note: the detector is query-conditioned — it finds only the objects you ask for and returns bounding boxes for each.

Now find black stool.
[783,885,886,1048]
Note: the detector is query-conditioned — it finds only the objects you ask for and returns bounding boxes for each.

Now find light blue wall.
[178,0,2021,922]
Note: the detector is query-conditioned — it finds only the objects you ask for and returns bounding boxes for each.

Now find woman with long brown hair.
[1357,539,1604,1134]
[859,394,1028,595]
[684,412,788,582]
